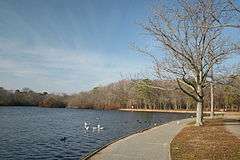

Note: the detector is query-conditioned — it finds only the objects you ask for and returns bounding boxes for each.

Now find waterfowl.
[60,137,67,142]
[97,124,104,130]
[84,122,90,130]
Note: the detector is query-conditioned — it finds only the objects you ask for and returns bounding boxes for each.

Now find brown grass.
[171,119,240,160]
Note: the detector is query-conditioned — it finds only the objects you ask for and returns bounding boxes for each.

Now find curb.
[168,118,194,160]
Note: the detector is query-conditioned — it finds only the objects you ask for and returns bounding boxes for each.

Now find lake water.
[0,107,192,160]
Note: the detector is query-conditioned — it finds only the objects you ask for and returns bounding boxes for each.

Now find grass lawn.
[170,118,240,160]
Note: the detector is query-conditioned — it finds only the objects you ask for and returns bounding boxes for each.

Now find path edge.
[80,117,193,160]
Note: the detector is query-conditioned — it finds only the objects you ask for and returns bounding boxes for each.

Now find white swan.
[97,124,104,130]
[85,125,90,130]
[84,122,90,130]
[92,124,104,131]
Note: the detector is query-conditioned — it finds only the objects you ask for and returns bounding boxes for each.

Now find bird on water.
[60,137,67,142]
[84,122,90,130]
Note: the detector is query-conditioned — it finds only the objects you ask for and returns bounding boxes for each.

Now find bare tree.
[140,0,235,126]
[209,0,240,53]
[228,0,240,14]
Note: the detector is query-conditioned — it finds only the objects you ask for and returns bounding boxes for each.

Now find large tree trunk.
[196,84,204,126]
[196,100,203,126]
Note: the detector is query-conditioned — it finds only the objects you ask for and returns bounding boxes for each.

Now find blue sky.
[0,0,155,93]
[1,0,239,94]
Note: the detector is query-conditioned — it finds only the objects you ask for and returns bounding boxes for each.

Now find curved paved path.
[224,116,240,139]
[88,118,193,160]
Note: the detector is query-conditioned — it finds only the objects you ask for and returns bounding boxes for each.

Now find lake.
[0,106,192,160]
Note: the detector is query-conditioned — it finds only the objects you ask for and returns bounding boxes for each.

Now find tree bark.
[196,100,203,126]
[196,84,204,126]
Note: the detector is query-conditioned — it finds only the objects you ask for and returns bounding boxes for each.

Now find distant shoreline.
[1,106,239,116]
[119,108,229,115]
[119,108,196,113]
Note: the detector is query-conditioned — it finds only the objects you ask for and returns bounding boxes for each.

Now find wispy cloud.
[0,0,152,93]
[0,38,147,93]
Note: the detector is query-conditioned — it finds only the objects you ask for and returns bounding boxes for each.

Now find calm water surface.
[0,107,192,160]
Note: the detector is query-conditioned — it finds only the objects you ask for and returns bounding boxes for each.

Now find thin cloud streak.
[0,39,148,93]
[0,0,152,93]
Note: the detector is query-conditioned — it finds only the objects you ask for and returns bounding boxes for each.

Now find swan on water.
[85,121,104,131]
[85,125,90,130]
[92,124,104,131]
[97,124,104,130]
[84,122,90,130]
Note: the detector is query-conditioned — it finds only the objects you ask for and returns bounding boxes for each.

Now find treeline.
[1,77,239,111]
[68,79,188,110]
[0,87,67,108]
[67,79,240,112]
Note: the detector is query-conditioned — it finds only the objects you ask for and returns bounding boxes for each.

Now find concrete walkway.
[88,118,193,160]
[224,116,240,139]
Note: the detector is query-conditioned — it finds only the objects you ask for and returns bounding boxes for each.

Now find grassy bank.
[170,118,240,160]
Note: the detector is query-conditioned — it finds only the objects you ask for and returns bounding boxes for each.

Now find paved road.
[88,118,193,160]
